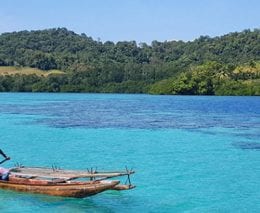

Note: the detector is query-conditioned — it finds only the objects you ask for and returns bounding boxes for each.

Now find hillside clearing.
[0,66,65,76]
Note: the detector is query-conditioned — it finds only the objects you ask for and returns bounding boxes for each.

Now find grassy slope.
[0,66,65,76]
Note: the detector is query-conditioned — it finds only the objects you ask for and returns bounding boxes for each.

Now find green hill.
[0,28,259,94]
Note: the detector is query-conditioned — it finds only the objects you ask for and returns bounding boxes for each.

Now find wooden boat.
[0,166,135,198]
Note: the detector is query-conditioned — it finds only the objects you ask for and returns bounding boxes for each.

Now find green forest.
[0,28,259,95]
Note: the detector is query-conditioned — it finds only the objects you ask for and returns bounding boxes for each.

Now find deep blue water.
[0,93,259,213]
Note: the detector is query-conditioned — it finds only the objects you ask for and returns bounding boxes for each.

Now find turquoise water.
[0,93,259,213]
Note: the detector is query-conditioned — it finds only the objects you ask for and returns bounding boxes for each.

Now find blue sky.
[0,0,259,43]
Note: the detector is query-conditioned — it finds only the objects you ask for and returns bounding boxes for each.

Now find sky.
[0,0,259,44]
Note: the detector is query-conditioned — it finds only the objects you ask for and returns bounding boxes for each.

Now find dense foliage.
[0,28,259,95]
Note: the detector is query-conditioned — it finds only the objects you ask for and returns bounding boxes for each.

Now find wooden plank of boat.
[12,167,135,176]
[10,167,135,180]
[0,177,120,198]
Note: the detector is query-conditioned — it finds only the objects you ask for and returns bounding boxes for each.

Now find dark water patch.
[232,142,260,150]
[188,129,220,136]
[234,132,260,140]
[1,96,260,130]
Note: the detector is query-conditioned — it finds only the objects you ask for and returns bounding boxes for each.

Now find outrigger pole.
[0,149,10,165]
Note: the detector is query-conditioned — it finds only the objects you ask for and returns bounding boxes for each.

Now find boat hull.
[0,178,120,198]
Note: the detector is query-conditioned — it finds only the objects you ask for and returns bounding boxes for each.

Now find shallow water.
[0,93,259,212]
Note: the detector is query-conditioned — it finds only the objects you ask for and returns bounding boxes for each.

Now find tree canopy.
[0,28,259,95]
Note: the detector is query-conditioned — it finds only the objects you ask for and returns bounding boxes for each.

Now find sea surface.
[0,93,259,213]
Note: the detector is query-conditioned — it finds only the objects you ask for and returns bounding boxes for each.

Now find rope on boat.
[125,166,132,186]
